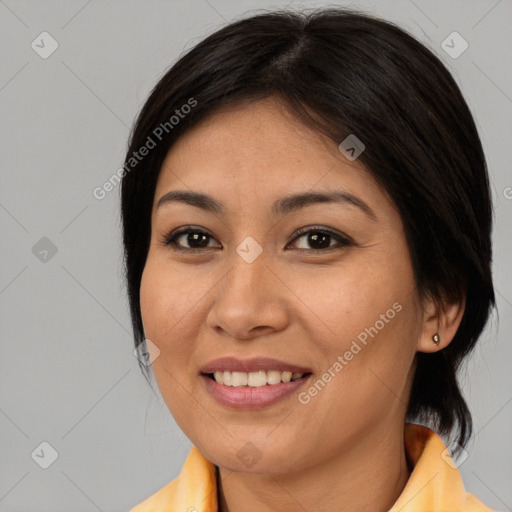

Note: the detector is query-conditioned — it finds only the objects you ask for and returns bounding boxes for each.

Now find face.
[140,96,424,474]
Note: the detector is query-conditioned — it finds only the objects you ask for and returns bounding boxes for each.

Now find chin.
[203,441,306,475]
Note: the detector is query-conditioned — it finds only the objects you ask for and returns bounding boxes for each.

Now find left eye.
[162,226,353,252]
[288,227,353,252]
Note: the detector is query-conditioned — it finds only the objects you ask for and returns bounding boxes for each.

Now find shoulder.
[395,424,498,512]
[129,446,217,512]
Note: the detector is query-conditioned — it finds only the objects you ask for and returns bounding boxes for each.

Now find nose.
[205,244,289,341]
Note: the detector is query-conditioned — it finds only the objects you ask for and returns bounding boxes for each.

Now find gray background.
[0,0,511,511]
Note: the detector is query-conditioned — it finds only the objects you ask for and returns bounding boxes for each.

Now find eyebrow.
[156,189,377,221]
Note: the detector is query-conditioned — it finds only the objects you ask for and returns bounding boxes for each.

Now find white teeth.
[267,370,282,385]
[232,371,248,386]
[212,370,305,386]
[223,371,232,386]
[248,371,267,387]
[281,371,292,383]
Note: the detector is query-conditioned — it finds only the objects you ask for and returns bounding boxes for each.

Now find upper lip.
[200,357,312,374]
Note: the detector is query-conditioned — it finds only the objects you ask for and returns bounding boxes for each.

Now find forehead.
[154,97,385,211]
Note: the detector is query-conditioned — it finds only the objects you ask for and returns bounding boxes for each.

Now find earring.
[432,333,440,345]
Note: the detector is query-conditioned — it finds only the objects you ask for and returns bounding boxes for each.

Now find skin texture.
[139,96,465,512]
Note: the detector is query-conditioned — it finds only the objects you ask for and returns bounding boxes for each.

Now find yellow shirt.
[130,423,496,512]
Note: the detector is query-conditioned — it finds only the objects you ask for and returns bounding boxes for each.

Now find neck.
[217,422,411,512]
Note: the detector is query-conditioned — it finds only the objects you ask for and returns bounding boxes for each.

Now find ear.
[416,292,466,353]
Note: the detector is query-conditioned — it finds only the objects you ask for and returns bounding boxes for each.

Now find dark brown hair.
[120,7,496,451]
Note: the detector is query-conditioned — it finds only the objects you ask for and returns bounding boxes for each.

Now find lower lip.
[201,374,311,409]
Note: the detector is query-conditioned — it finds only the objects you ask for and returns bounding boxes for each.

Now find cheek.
[298,249,419,389]
[139,259,203,429]
[292,259,408,345]
[139,258,198,368]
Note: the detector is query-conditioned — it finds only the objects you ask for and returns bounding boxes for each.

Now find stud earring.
[432,333,440,344]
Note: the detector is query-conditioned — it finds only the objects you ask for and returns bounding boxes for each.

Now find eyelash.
[162,225,354,254]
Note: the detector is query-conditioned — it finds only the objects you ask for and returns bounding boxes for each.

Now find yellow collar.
[130,423,495,511]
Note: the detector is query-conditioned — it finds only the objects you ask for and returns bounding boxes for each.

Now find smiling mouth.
[204,370,312,387]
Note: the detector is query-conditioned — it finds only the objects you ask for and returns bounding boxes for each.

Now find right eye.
[162,226,221,251]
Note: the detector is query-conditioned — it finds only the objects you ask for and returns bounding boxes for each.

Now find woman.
[121,7,497,512]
